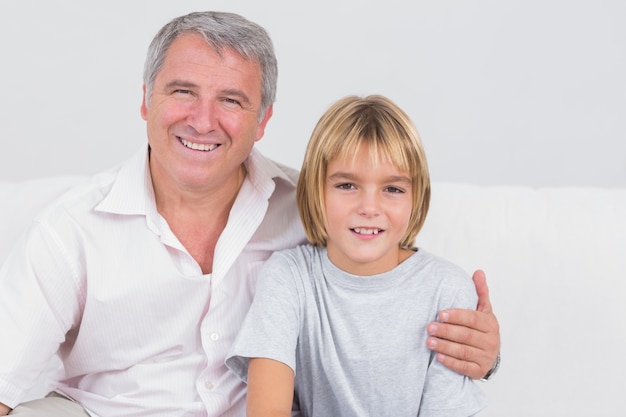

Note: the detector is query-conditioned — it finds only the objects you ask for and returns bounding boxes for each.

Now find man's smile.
[179,137,220,151]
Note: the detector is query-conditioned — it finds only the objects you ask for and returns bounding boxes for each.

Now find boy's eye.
[336,183,355,190]
[385,186,404,193]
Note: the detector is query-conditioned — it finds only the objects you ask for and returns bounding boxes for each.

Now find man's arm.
[426,269,501,380]
[247,358,295,417]
[0,402,11,415]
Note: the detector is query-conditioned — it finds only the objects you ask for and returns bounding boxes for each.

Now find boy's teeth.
[181,138,218,151]
[353,228,380,235]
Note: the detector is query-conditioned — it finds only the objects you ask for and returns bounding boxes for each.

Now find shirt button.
[205,381,214,390]
[210,333,220,341]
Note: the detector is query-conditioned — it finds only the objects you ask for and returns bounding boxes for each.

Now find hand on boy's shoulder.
[426,270,501,380]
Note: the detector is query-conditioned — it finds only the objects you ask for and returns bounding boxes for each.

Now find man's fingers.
[427,318,484,348]
[472,269,493,314]
[435,308,493,334]
[427,316,500,378]
[426,338,486,380]
[426,271,501,380]
[430,311,500,352]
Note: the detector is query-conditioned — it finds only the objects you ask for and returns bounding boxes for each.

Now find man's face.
[140,32,272,194]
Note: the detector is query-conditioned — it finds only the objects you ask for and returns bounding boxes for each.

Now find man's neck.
[152,165,247,274]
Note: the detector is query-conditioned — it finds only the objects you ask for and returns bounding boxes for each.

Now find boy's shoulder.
[413,248,473,286]
[268,244,322,264]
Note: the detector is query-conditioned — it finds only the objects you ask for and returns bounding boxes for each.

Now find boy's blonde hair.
[297,95,431,248]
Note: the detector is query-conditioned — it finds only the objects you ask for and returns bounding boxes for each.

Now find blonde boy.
[227,95,486,416]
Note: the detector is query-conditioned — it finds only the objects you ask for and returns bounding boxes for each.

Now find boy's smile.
[323,142,414,276]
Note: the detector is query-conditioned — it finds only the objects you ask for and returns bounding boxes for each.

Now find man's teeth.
[181,138,218,151]
[353,228,381,235]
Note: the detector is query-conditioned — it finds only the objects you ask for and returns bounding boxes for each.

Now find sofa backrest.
[0,176,86,264]
[417,182,626,417]
[2,177,626,416]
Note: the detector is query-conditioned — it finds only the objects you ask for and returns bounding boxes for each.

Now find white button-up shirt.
[0,145,305,416]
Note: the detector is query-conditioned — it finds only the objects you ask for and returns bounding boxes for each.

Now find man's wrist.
[480,352,501,381]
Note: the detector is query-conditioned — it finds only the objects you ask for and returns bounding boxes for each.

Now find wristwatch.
[480,352,501,381]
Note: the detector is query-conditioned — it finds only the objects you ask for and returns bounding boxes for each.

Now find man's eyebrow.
[164,81,252,103]
[220,88,251,104]
[164,80,198,90]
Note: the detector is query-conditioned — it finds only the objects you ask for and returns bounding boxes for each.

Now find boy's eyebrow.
[327,172,355,181]
[386,175,412,184]
[327,172,411,183]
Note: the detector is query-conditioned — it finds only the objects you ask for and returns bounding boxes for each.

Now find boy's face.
[323,143,413,276]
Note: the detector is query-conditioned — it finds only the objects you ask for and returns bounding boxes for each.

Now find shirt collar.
[245,147,297,198]
[95,145,153,217]
[95,145,297,217]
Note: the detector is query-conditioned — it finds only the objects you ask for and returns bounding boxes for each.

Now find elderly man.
[0,11,500,416]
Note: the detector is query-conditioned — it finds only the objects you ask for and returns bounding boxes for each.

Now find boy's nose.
[357,192,381,217]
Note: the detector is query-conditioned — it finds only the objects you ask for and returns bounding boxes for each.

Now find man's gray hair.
[143,11,278,119]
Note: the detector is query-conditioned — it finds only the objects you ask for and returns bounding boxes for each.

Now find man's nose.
[187,99,216,134]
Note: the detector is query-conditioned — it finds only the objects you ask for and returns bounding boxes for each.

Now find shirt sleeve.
[0,220,82,407]
[225,251,302,383]
[418,268,488,417]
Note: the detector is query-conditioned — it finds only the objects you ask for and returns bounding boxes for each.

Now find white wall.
[1,0,624,188]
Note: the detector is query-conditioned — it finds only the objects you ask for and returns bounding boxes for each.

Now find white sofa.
[2,176,625,417]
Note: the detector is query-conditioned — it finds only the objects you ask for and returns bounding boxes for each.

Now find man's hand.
[426,269,500,380]
[0,402,11,416]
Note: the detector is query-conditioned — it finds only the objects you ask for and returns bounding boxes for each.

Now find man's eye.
[223,97,241,106]
[174,89,192,95]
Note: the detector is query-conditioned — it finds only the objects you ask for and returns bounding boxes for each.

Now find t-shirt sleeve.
[225,251,302,383]
[419,263,488,417]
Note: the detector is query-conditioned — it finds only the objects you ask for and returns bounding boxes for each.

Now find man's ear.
[140,85,148,120]
[255,105,274,142]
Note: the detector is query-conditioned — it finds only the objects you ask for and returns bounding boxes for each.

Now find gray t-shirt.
[226,245,486,417]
